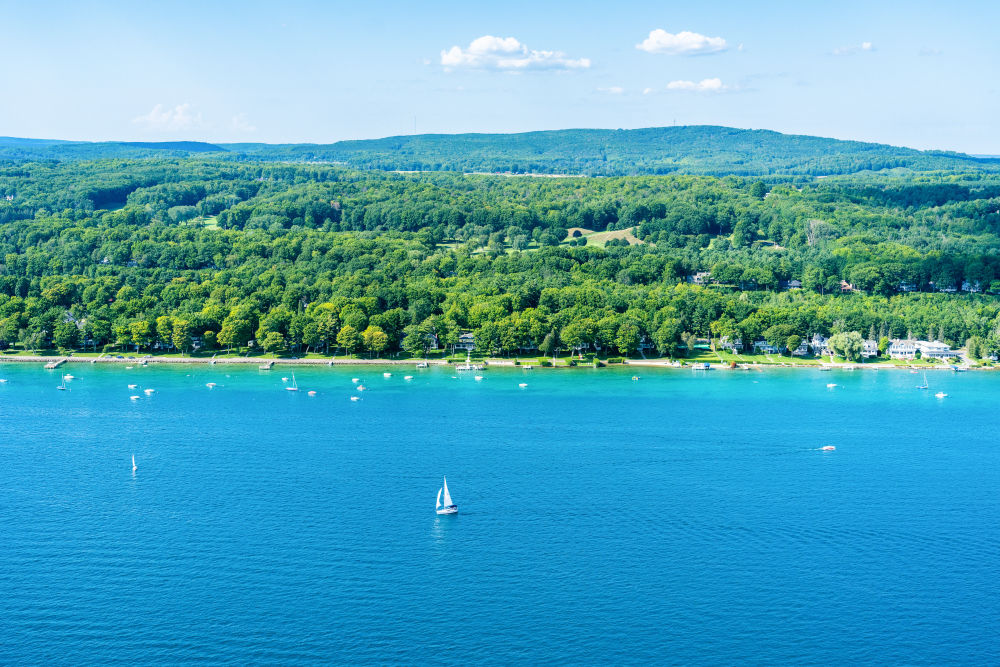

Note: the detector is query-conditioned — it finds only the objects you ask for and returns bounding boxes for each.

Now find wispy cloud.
[666,78,727,92]
[918,47,943,57]
[132,103,203,131]
[231,113,256,133]
[441,35,590,71]
[833,41,875,56]
[636,29,727,56]
[597,86,625,95]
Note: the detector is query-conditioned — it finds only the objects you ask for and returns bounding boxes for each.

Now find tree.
[785,334,802,355]
[171,319,192,354]
[53,321,80,350]
[680,331,697,357]
[539,330,558,357]
[337,324,361,355]
[129,320,153,351]
[828,331,864,361]
[261,331,285,354]
[362,325,389,357]
[615,323,640,357]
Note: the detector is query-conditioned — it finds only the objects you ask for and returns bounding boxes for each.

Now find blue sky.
[2,0,998,152]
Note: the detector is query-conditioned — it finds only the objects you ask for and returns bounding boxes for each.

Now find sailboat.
[435,476,458,514]
[916,373,929,390]
[285,372,299,391]
[57,374,69,391]
[132,454,137,472]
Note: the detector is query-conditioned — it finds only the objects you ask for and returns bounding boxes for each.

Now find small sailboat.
[916,373,929,390]
[435,476,458,514]
[132,454,137,472]
[57,374,69,391]
[286,373,299,391]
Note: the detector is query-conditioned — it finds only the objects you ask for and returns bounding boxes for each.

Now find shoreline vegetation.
[0,351,988,371]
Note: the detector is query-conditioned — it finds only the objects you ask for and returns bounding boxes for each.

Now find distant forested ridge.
[3,126,998,177]
[3,156,1000,359]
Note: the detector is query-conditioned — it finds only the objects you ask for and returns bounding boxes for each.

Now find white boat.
[935,392,948,398]
[351,377,360,383]
[144,388,154,395]
[474,375,483,381]
[128,384,137,389]
[826,383,837,388]
[130,395,140,400]
[307,390,317,396]
[0,379,7,383]
[383,372,392,378]
[132,454,137,472]
[64,374,75,380]
[416,361,428,368]
[350,395,360,401]
[518,382,528,388]
[356,384,366,391]
[820,445,836,451]
[404,375,413,380]
[435,476,458,515]
[206,382,216,388]
[286,373,299,391]
[57,374,69,391]
[281,377,289,382]
[916,373,929,390]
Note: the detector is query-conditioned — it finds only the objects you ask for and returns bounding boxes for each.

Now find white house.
[455,332,475,352]
[888,339,917,359]
[718,335,743,352]
[862,339,879,358]
[915,340,953,359]
[791,340,810,356]
[753,339,779,354]
[810,334,830,356]
[688,271,712,285]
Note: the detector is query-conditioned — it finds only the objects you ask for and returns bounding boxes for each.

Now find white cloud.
[231,113,256,133]
[636,29,727,55]
[132,103,203,131]
[598,86,625,94]
[643,87,654,95]
[833,42,875,56]
[666,78,727,92]
[440,35,590,71]
[918,47,943,57]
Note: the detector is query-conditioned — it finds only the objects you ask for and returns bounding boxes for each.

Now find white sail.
[442,476,453,506]
[436,488,442,509]
[132,454,136,471]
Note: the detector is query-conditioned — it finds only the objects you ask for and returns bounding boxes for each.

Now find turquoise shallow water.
[1,363,998,664]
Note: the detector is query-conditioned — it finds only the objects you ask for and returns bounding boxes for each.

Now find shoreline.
[0,354,987,371]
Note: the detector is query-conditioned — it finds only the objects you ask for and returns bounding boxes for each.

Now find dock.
[44,359,66,369]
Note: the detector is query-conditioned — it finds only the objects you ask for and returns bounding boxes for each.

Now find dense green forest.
[4,126,999,177]
[3,153,1000,359]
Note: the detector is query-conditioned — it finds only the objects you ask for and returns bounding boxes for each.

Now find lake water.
[1,363,998,664]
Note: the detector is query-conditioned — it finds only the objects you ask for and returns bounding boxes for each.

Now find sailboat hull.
[436,506,458,515]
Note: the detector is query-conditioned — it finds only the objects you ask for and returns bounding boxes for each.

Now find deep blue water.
[1,363,998,665]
